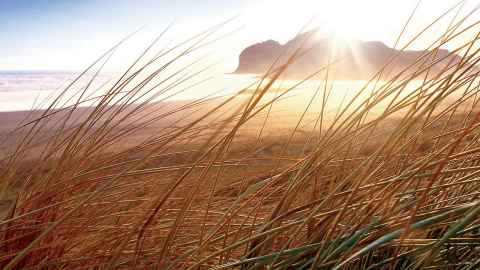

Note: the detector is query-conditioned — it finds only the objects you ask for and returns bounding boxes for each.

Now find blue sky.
[0,0,250,71]
[1,0,477,72]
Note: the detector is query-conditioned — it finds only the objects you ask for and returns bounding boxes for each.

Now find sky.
[1,0,479,73]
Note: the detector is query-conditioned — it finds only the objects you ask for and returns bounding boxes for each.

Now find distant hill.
[233,31,465,80]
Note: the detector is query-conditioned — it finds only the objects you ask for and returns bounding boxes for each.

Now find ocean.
[0,71,424,116]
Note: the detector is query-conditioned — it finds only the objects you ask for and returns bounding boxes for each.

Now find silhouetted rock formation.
[234,31,464,80]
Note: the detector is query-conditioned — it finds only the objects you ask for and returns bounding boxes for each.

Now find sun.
[308,0,363,42]
[246,0,387,48]
[255,0,367,42]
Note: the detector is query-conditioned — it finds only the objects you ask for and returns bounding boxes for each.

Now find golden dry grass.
[2,4,480,269]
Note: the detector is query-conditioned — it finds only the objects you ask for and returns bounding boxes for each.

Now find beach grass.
[2,3,480,269]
